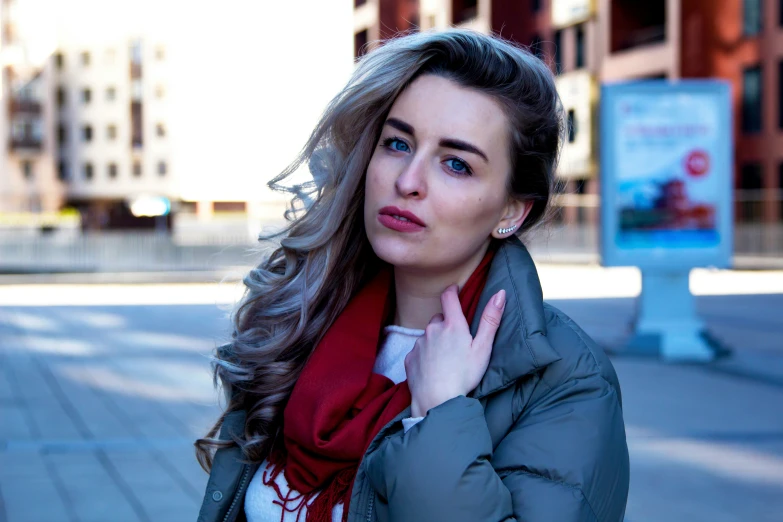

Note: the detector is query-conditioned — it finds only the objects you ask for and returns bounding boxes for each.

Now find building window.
[21,160,33,180]
[155,45,165,60]
[57,86,66,107]
[133,161,142,177]
[355,0,367,7]
[743,0,762,36]
[779,60,783,129]
[740,163,763,222]
[575,24,585,69]
[82,88,91,104]
[106,86,116,101]
[107,124,117,140]
[58,161,69,181]
[156,122,166,137]
[81,51,90,66]
[131,102,143,147]
[779,163,783,219]
[554,30,563,74]
[354,30,368,59]
[214,201,247,213]
[58,124,67,145]
[452,0,478,24]
[742,65,763,133]
[108,163,118,179]
[155,84,165,99]
[130,40,143,64]
[567,109,577,142]
[82,125,93,142]
[531,34,544,60]
[83,162,94,180]
[610,0,666,53]
[131,79,143,101]
[157,161,167,176]
[55,52,64,69]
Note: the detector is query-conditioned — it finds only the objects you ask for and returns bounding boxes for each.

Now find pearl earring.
[497,225,517,234]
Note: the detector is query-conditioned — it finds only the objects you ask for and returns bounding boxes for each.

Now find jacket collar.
[469,237,561,400]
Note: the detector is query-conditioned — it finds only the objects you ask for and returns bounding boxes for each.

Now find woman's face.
[364,74,528,274]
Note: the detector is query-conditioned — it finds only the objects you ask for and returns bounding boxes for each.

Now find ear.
[492,197,534,238]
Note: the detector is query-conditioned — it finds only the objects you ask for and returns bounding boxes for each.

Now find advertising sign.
[551,0,594,28]
[600,80,732,269]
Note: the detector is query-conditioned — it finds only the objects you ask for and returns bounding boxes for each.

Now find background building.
[0,0,61,214]
[54,34,174,229]
[1,0,355,233]
[353,0,783,225]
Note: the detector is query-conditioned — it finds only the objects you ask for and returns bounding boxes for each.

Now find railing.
[0,194,781,273]
[0,231,269,273]
[524,192,783,267]
[9,98,42,114]
[9,136,43,150]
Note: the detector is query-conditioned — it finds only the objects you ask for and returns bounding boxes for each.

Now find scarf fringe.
[264,448,353,522]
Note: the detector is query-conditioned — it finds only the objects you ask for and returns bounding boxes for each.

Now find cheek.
[365,154,392,198]
[432,189,502,236]
[364,159,381,208]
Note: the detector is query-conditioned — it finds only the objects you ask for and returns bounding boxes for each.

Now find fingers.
[440,284,467,325]
[428,313,445,325]
[474,289,505,349]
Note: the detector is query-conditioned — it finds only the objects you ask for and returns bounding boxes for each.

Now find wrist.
[411,390,462,418]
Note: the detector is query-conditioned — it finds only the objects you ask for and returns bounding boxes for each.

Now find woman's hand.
[405,285,506,418]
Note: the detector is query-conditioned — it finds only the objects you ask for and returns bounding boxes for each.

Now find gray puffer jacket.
[197,238,630,522]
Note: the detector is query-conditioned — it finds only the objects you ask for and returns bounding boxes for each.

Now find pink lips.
[377,206,426,233]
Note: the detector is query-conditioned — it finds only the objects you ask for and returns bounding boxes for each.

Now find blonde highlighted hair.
[196,29,564,471]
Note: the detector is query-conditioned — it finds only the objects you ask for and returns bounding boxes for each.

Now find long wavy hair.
[195,29,564,471]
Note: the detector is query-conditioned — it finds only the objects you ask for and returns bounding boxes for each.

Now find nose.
[394,155,427,199]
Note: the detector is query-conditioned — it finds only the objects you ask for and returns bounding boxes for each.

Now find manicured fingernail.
[493,289,506,309]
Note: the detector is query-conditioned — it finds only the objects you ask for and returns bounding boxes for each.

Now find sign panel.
[551,0,594,28]
[600,80,732,269]
[556,71,596,179]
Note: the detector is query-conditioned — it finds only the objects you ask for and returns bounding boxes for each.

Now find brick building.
[353,0,783,224]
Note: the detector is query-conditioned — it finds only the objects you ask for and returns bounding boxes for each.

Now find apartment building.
[53,34,173,229]
[679,0,783,223]
[353,0,783,224]
[0,0,61,213]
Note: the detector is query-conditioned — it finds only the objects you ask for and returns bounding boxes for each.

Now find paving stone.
[0,453,74,522]
[45,451,142,522]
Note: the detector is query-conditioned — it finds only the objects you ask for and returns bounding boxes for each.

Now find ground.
[0,266,781,522]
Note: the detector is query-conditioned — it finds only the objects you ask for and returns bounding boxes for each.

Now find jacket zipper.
[222,464,252,522]
[365,494,374,522]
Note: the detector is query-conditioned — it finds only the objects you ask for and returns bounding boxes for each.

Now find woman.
[196,29,629,522]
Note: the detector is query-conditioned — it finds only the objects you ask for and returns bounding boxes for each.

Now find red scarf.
[263,248,496,522]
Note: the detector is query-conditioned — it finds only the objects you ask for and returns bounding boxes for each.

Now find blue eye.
[383,137,410,152]
[445,158,472,175]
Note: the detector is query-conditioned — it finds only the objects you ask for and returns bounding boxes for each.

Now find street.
[1,268,782,522]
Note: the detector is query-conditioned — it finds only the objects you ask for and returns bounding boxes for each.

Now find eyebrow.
[384,117,489,164]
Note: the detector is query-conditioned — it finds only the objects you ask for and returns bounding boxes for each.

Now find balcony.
[616,25,666,51]
[452,0,478,25]
[10,136,43,151]
[610,0,666,53]
[9,98,42,115]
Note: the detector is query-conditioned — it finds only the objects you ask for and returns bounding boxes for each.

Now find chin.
[367,233,423,268]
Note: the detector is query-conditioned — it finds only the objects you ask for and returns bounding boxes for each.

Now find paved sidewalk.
[0,301,224,522]
[1,277,782,521]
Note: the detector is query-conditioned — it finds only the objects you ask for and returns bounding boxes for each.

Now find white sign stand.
[600,80,733,363]
[627,270,715,361]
